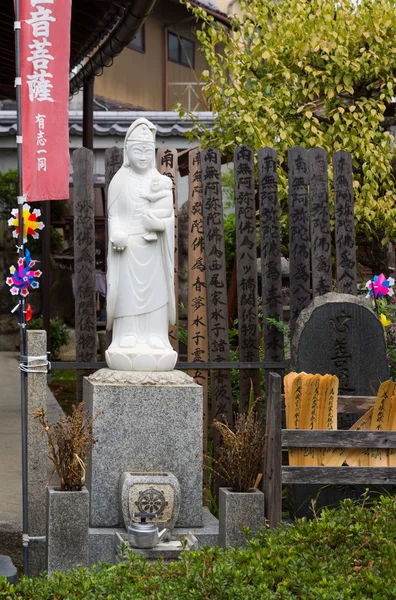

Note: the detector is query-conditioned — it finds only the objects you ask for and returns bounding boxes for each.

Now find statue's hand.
[111,229,128,251]
[142,211,165,233]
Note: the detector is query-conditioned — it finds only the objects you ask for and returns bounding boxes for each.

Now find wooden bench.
[264,372,396,529]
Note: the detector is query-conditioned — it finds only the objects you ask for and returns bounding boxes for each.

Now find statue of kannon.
[105,118,177,371]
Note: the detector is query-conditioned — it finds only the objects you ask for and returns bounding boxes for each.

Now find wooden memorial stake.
[104,146,123,350]
[187,148,209,474]
[258,148,284,392]
[333,150,357,295]
[157,147,179,352]
[73,147,97,402]
[234,146,260,411]
[288,146,311,339]
[264,372,282,529]
[308,148,332,297]
[201,148,233,432]
[369,380,394,467]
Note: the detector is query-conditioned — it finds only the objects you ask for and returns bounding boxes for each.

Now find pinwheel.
[8,203,44,243]
[5,249,42,297]
[366,273,395,301]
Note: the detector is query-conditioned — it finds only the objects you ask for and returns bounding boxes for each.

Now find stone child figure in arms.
[105,118,177,372]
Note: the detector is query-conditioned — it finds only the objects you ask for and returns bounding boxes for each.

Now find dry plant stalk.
[34,402,102,491]
[211,397,265,493]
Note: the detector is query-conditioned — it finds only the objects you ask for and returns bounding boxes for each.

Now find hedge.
[1,495,396,599]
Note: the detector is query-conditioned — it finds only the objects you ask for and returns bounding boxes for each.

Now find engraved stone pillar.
[26,330,48,576]
[84,370,203,528]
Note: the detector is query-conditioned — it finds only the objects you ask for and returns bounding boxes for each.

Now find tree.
[182,0,396,271]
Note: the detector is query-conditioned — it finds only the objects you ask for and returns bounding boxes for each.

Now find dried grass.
[211,395,265,493]
[34,402,102,491]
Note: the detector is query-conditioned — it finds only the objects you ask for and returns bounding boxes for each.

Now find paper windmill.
[366,274,395,301]
[6,249,42,297]
[8,203,44,243]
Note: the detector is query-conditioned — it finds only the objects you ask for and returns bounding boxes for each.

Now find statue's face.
[127,143,154,173]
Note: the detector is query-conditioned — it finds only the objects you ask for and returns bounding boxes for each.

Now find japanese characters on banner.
[20,0,72,201]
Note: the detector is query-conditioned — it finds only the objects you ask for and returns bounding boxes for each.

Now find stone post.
[26,330,48,576]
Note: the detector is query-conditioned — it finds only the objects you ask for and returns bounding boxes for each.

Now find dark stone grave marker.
[292,292,389,397]
[290,292,390,516]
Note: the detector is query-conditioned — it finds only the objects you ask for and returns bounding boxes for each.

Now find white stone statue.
[105,118,177,371]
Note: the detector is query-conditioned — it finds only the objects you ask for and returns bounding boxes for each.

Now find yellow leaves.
[328,90,335,99]
[238,96,246,106]
[305,110,313,119]
[350,105,356,112]
[338,107,345,114]
[243,114,253,123]
[262,51,270,60]
[202,70,210,79]
[363,31,370,39]
[279,130,287,140]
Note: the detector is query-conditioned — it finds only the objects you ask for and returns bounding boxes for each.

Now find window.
[128,25,145,53]
[168,32,194,68]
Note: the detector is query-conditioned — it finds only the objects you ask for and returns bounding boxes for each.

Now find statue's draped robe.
[106,168,175,348]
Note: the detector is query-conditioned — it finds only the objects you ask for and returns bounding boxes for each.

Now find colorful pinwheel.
[8,203,44,243]
[366,273,395,302]
[6,249,42,297]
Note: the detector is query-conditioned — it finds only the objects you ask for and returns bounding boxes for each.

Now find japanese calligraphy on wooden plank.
[234,145,260,411]
[104,147,123,349]
[258,147,284,378]
[201,148,233,427]
[333,150,357,295]
[188,148,209,461]
[73,147,97,401]
[308,147,332,297]
[157,147,179,351]
[288,146,311,338]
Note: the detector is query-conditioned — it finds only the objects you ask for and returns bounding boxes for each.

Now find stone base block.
[46,487,89,575]
[0,556,18,584]
[219,488,264,548]
[88,508,219,566]
[85,370,203,528]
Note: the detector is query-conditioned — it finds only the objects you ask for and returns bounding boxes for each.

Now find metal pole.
[82,78,94,150]
[42,201,51,354]
[14,0,29,576]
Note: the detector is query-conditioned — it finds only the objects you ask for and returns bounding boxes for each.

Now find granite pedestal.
[84,369,203,529]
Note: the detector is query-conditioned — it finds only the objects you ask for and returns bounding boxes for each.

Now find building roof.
[0,110,214,139]
[0,0,157,99]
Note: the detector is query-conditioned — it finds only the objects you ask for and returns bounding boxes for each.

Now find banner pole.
[14,0,29,576]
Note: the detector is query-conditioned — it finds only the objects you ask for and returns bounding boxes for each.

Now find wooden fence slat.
[308,147,332,297]
[264,372,282,529]
[258,148,284,384]
[157,147,179,352]
[288,146,311,338]
[187,148,209,462]
[104,146,123,350]
[73,147,97,401]
[282,466,396,485]
[201,147,233,426]
[234,145,260,411]
[333,150,357,295]
[282,429,396,448]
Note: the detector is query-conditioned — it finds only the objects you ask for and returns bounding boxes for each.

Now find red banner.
[20,0,72,202]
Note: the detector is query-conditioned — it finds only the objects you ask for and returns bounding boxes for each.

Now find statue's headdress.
[123,117,156,167]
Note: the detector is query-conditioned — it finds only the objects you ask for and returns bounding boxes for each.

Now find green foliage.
[2,496,396,598]
[26,316,69,359]
[182,0,396,245]
[0,169,18,217]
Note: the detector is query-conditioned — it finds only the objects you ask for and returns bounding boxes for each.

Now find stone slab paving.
[0,352,64,523]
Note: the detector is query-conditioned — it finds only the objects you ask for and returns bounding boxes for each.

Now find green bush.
[2,495,396,598]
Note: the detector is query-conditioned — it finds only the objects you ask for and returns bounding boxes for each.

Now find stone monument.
[292,292,389,396]
[105,117,177,372]
[84,119,216,564]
